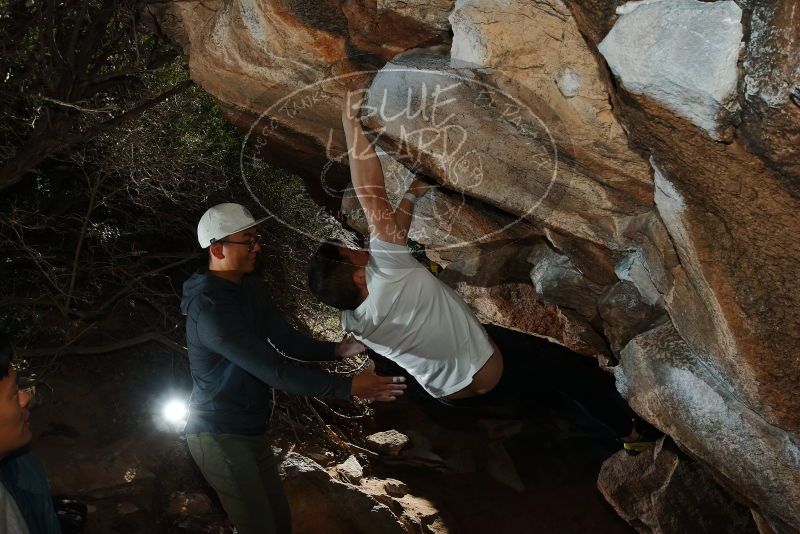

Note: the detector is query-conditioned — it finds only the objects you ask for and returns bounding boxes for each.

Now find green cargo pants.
[185,432,291,534]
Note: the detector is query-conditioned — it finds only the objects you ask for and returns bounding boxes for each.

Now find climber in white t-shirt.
[306,88,662,456]
[307,90,504,400]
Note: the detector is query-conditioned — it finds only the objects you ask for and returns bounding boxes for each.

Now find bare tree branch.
[0,79,194,192]
[89,253,201,319]
[18,332,188,358]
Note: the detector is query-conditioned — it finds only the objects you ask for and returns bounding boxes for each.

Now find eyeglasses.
[16,375,39,408]
[212,233,262,252]
[20,384,37,407]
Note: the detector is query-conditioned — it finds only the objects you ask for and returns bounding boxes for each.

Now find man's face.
[210,228,262,273]
[0,370,32,458]
[337,246,370,295]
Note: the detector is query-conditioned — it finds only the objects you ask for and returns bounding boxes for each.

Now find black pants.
[438,325,637,443]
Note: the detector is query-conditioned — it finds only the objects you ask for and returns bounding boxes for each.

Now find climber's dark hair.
[308,243,362,310]
[0,332,15,380]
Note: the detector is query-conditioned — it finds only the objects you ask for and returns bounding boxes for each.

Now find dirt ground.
[367,370,633,534]
[26,344,632,533]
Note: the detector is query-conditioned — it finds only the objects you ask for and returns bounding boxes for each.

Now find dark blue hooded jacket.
[0,450,61,534]
[180,272,352,435]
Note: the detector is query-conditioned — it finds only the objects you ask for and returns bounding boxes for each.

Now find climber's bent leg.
[438,326,641,438]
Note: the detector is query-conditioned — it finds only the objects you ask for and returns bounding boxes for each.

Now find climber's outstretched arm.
[341,93,406,245]
[392,178,432,242]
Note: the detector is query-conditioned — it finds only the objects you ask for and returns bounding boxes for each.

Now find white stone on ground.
[335,455,364,482]
[366,430,410,455]
[384,478,410,497]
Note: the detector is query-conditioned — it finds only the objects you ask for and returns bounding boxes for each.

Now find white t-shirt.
[341,236,494,398]
[0,481,29,534]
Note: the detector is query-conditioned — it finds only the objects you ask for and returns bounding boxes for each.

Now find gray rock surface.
[335,455,365,482]
[740,0,800,186]
[597,281,663,353]
[365,430,411,456]
[616,324,800,532]
[598,437,758,534]
[528,245,605,320]
[378,0,454,33]
[384,479,410,498]
[598,0,742,140]
[281,453,407,534]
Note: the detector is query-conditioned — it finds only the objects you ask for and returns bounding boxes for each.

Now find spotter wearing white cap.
[197,203,268,248]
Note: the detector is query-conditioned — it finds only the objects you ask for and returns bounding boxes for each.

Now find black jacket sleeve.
[261,296,338,362]
[196,299,352,399]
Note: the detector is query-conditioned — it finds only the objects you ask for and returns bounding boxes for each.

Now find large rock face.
[740,0,800,188]
[616,323,800,533]
[151,0,800,531]
[598,0,743,141]
[448,0,653,193]
[598,437,758,534]
[280,453,408,534]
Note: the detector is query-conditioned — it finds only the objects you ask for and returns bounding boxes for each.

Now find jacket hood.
[180,271,239,315]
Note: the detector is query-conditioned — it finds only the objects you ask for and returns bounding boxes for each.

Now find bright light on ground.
[162,399,188,425]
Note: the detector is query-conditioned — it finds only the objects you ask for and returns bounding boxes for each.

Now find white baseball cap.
[197,203,268,248]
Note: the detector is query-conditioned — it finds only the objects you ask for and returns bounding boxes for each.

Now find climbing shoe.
[621,418,663,456]
[622,438,653,456]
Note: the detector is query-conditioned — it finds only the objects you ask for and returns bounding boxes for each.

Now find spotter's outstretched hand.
[351,372,406,402]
